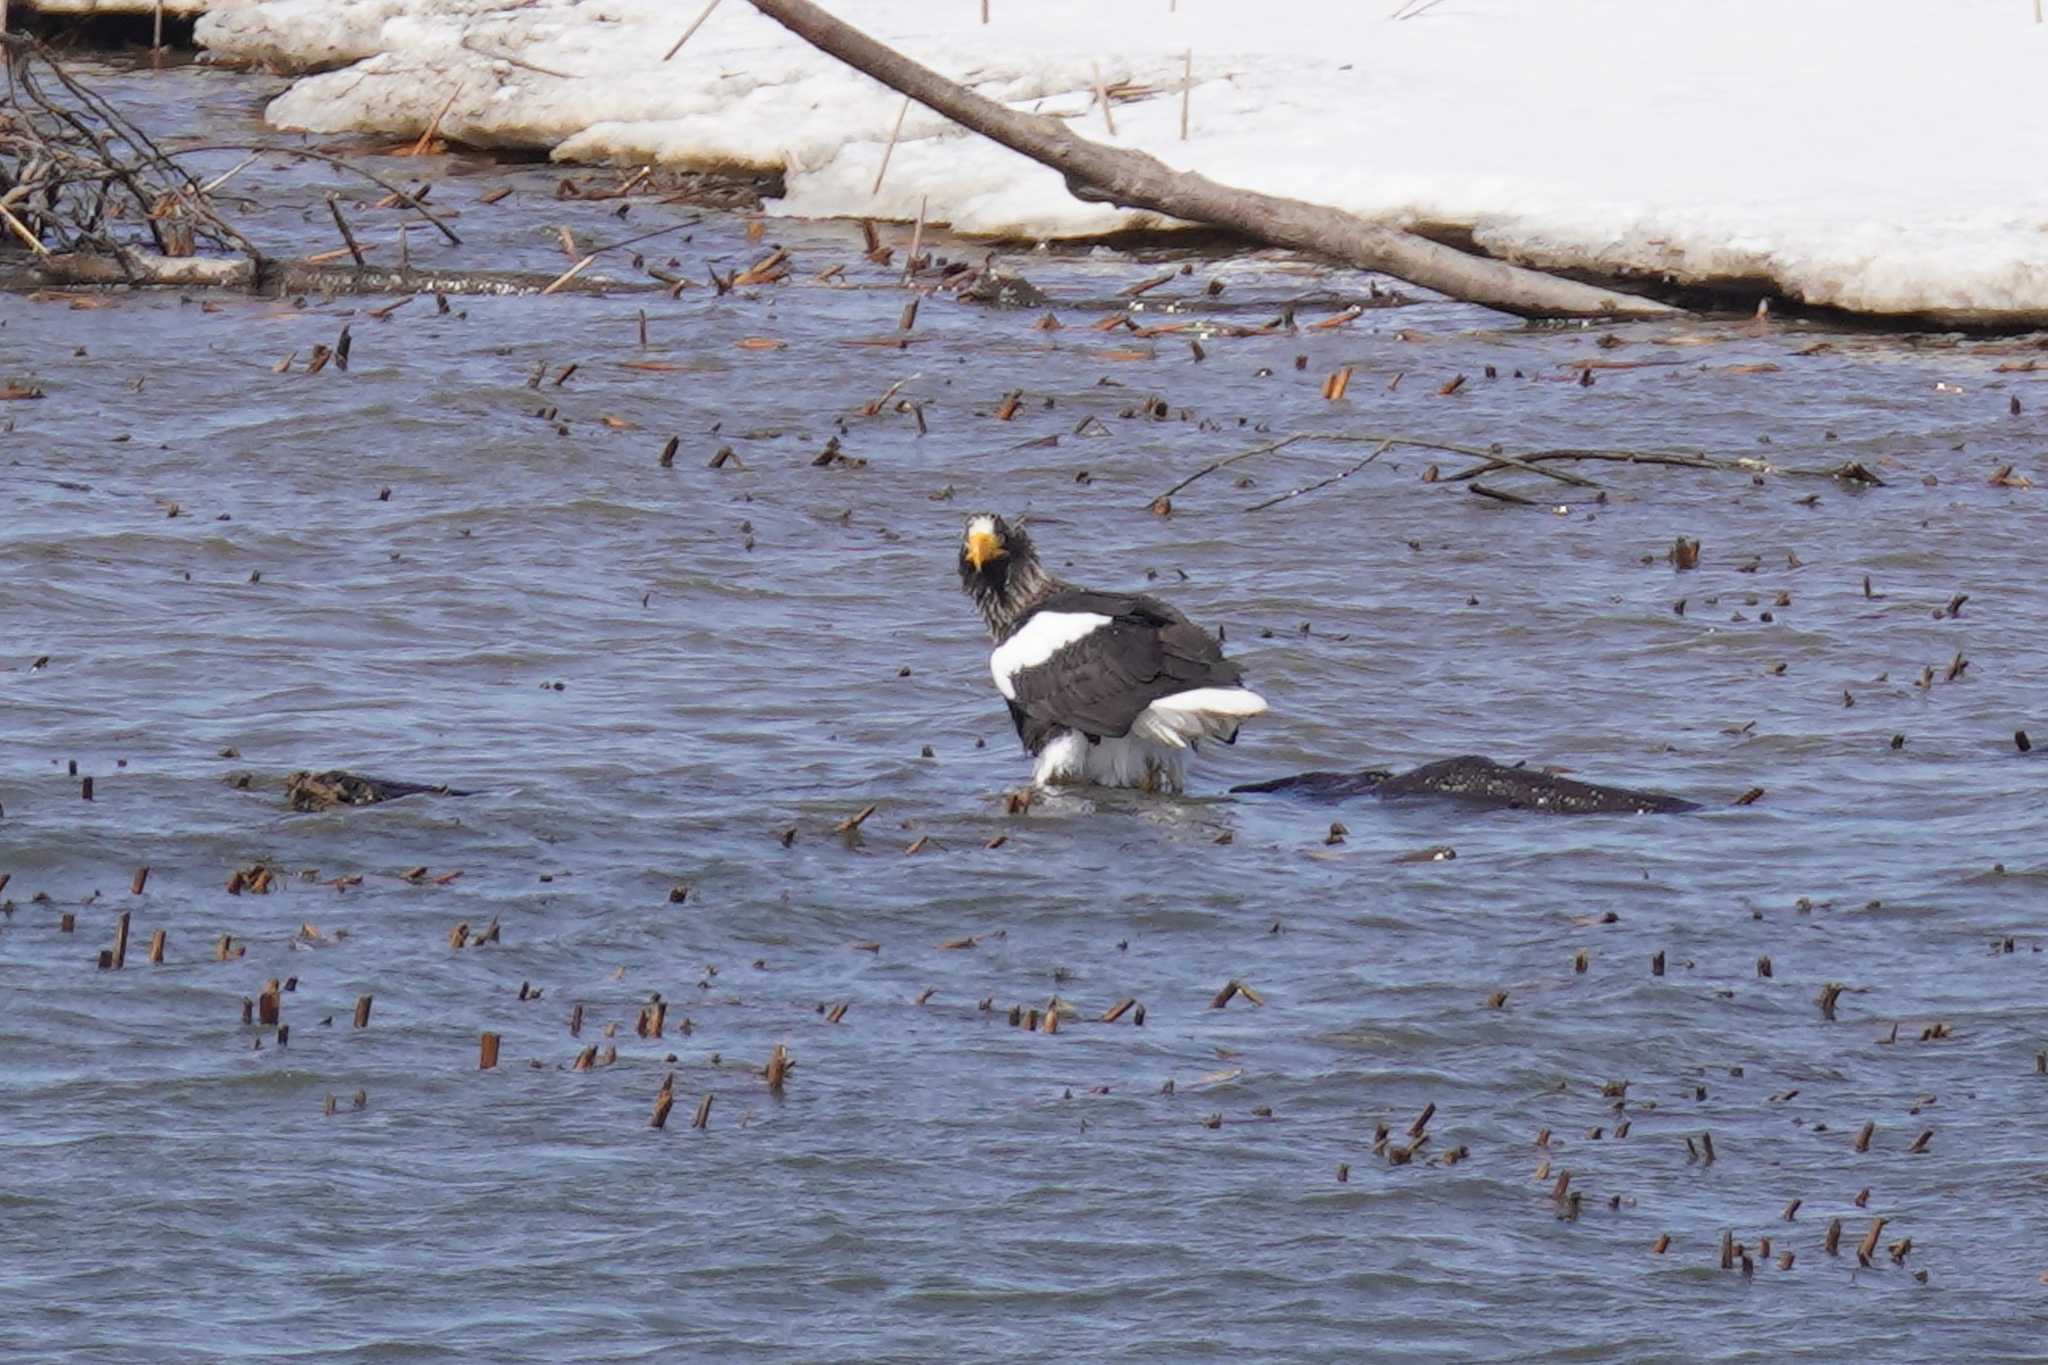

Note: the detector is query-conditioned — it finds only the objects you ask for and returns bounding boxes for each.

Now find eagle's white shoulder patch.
[989,610,1113,700]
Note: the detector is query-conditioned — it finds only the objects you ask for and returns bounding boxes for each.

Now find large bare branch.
[738,0,1683,321]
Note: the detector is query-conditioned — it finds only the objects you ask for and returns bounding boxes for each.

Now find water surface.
[3,59,2047,1363]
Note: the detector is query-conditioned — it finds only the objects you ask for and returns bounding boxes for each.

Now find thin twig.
[1150,430,1600,508]
[663,0,724,60]
[1092,63,1117,138]
[1154,434,1308,503]
[459,34,576,78]
[0,202,49,255]
[199,151,263,195]
[325,193,367,267]
[1441,448,1727,482]
[165,144,463,245]
[872,95,911,196]
[1245,440,1392,512]
[541,254,596,295]
[903,193,925,285]
[406,84,464,157]
[1180,50,1192,141]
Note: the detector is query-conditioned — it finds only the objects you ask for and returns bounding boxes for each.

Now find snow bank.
[25,0,209,13]
[192,0,2048,321]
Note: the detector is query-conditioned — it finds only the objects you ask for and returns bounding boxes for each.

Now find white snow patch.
[192,0,2048,318]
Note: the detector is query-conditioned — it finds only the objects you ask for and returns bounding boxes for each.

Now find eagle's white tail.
[1131,687,1269,748]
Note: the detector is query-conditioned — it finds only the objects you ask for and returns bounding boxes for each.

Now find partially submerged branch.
[1153,432,1874,514]
[739,0,1683,321]
[10,248,664,296]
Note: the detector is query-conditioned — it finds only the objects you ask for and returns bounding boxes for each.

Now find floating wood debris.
[479,1032,501,1070]
[651,1073,676,1129]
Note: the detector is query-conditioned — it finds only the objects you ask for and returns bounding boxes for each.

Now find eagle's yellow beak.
[965,527,1005,571]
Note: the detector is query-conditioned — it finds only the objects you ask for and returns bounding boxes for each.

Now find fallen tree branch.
[738,0,1684,321]
[1442,448,1729,480]
[1246,439,1392,512]
[11,249,662,296]
[1151,430,1601,508]
[164,143,465,247]
[1468,482,1542,506]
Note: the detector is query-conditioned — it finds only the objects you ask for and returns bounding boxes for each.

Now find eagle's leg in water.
[1232,754,1696,814]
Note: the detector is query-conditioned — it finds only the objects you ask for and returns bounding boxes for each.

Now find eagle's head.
[958,513,1046,637]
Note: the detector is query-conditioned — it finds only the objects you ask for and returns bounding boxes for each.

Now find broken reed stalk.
[1408,1102,1435,1139]
[353,995,373,1029]
[163,144,462,246]
[663,0,725,60]
[737,0,1683,319]
[651,1077,676,1128]
[1180,51,1192,141]
[692,1093,713,1129]
[1091,63,1117,137]
[541,254,596,295]
[479,1031,501,1069]
[324,194,367,268]
[130,866,149,895]
[407,83,463,157]
[903,194,926,285]
[872,95,912,195]
[109,911,129,969]
[147,929,166,964]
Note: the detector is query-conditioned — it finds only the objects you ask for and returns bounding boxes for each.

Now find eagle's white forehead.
[965,514,999,538]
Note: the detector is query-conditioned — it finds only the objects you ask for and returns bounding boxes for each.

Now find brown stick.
[737,0,1682,320]
[130,867,149,896]
[872,95,912,196]
[406,84,463,157]
[147,929,166,964]
[325,194,367,268]
[692,1093,713,1128]
[354,995,373,1029]
[479,1032,501,1069]
[110,911,129,969]
[903,194,926,285]
[663,0,725,60]
[1180,51,1192,141]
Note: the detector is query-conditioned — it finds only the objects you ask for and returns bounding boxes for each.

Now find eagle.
[957,513,1267,792]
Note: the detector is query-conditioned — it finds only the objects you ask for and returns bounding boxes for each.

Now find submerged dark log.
[1233,754,1696,814]
[285,770,474,813]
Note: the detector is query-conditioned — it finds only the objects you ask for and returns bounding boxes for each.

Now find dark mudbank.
[1232,754,1697,814]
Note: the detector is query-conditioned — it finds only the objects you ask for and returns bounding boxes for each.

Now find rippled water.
[4,59,2047,1363]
